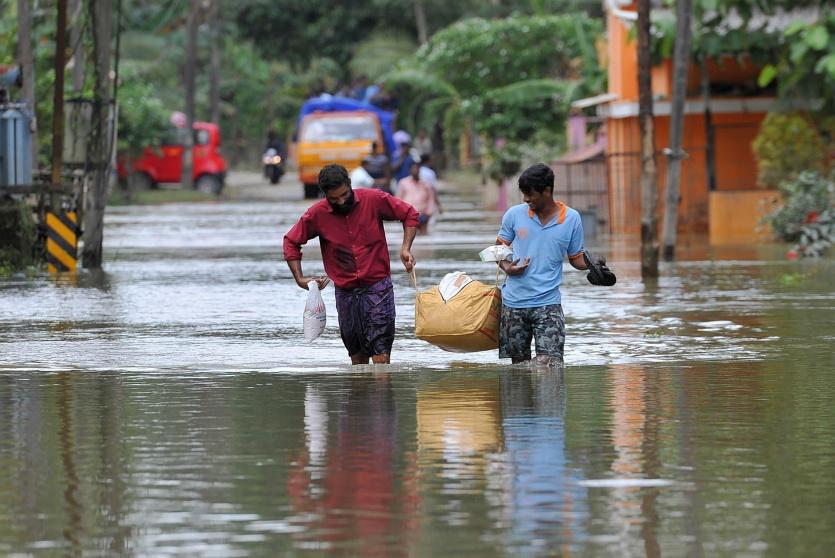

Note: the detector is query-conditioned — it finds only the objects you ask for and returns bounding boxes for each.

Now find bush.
[764,171,835,257]
[0,200,37,274]
[752,112,828,189]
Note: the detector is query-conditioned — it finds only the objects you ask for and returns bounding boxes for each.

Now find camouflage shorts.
[499,304,565,361]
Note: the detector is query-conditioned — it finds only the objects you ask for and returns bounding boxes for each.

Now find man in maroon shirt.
[284,164,420,365]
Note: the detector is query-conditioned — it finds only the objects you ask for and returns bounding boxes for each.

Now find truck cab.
[119,122,227,194]
[294,96,396,198]
[296,111,386,198]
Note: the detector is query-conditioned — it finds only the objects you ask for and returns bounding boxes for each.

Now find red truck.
[119,122,227,194]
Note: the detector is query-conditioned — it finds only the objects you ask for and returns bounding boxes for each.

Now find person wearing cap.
[391,130,417,184]
[283,164,420,365]
[350,157,375,189]
[494,163,589,364]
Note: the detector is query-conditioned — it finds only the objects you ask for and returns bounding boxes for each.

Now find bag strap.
[495,264,509,287]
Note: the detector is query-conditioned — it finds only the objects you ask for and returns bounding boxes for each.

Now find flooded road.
[2,175,834,556]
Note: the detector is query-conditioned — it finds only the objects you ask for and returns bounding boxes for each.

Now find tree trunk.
[637,0,658,279]
[16,0,38,166]
[208,0,221,124]
[182,0,199,190]
[661,0,693,261]
[51,0,68,188]
[701,58,717,192]
[414,0,428,45]
[81,0,112,269]
[69,0,85,93]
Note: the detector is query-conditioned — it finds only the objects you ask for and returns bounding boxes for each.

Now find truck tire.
[132,172,155,191]
[269,166,281,184]
[196,174,223,196]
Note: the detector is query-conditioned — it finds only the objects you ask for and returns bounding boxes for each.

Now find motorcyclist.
[264,130,287,184]
[265,130,286,160]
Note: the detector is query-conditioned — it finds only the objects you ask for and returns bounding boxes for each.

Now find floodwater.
[1,179,834,557]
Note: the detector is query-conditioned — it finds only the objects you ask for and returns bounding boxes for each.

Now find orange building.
[595,2,800,243]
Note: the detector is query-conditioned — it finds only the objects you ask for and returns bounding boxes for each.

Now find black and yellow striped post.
[46,211,79,273]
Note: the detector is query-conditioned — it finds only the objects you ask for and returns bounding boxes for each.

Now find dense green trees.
[384,14,604,172]
[2,0,610,165]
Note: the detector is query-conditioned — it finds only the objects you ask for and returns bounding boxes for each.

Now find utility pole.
[69,0,85,93]
[17,0,38,165]
[208,0,221,125]
[51,0,68,189]
[661,0,693,261]
[637,0,658,279]
[81,0,112,269]
[182,0,199,190]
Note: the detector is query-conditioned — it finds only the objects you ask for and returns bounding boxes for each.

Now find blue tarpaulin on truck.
[297,95,396,155]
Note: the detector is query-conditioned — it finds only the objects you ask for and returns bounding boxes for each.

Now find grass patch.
[108,187,218,206]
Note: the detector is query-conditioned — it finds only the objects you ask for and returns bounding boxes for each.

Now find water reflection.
[2,359,835,555]
[288,374,418,556]
[57,373,83,555]
[497,368,586,556]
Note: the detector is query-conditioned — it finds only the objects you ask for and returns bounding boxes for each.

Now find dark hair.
[318,164,350,192]
[518,163,554,194]
[420,153,431,164]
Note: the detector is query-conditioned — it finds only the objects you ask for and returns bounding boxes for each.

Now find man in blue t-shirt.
[495,163,588,364]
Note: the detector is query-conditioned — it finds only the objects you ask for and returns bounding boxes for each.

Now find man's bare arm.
[568,252,587,270]
[287,259,330,290]
[400,225,418,272]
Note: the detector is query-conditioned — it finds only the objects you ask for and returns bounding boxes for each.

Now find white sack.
[479,245,514,263]
[438,271,474,302]
[303,281,327,342]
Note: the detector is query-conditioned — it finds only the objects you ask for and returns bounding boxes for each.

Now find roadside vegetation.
[1,0,833,257]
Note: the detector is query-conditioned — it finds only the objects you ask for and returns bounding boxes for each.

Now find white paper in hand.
[303,281,327,342]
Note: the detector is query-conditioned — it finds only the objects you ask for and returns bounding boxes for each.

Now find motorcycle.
[262,148,285,184]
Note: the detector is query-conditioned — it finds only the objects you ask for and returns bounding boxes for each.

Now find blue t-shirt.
[393,154,415,182]
[497,202,584,308]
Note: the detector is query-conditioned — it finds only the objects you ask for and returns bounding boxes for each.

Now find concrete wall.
[709,190,780,244]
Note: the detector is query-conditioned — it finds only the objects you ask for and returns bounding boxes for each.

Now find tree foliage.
[2,0,609,168]
[384,14,604,169]
[414,15,603,98]
[231,0,599,73]
[651,0,831,101]
[116,75,170,155]
[758,15,835,111]
[349,31,418,82]
[471,79,576,148]
[233,0,473,72]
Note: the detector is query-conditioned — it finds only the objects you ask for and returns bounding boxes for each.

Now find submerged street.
[1,174,834,556]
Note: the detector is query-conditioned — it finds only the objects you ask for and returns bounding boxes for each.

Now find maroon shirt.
[283,188,420,289]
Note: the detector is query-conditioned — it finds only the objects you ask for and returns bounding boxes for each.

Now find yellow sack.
[413,271,502,353]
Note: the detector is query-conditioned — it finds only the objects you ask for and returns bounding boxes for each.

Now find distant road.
[225,168,309,202]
